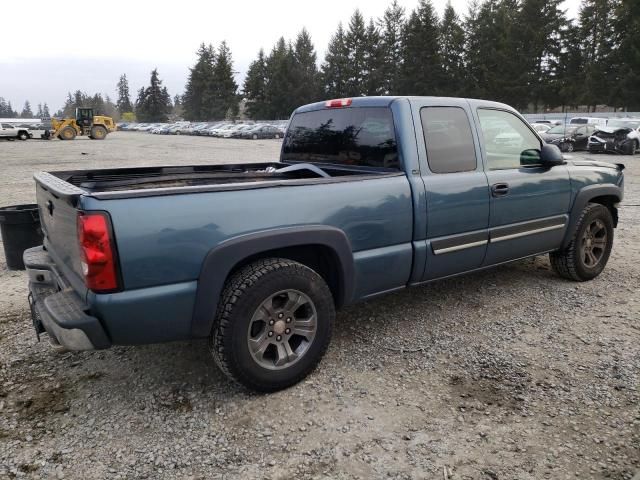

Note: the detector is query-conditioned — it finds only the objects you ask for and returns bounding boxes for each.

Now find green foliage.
[399,0,443,96]
[20,100,33,118]
[243,49,269,119]
[578,0,618,110]
[322,23,350,98]
[211,41,239,119]
[61,90,118,118]
[264,38,298,119]
[183,43,217,120]
[378,1,406,95]
[0,98,17,117]
[121,111,136,122]
[116,74,133,114]
[440,2,466,96]
[135,69,172,123]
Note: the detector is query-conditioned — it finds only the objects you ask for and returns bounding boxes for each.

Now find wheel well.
[589,195,619,227]
[230,245,344,307]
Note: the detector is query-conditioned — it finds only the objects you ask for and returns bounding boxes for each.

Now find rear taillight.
[325,98,352,108]
[77,212,119,292]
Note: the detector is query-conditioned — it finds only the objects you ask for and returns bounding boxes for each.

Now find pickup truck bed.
[25,96,624,392]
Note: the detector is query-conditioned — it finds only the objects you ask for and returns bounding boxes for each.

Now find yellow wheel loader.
[42,108,117,140]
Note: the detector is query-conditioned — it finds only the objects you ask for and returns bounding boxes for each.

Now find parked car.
[223,124,255,138]
[569,116,608,128]
[238,124,284,139]
[530,123,552,133]
[587,118,640,155]
[588,118,640,155]
[0,123,32,140]
[25,96,624,392]
[541,124,597,152]
[208,124,237,137]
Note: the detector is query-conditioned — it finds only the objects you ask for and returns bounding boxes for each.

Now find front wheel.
[210,258,335,392]
[17,131,29,141]
[549,203,614,281]
[90,125,107,140]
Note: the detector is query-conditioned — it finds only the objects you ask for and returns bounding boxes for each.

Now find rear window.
[282,107,399,169]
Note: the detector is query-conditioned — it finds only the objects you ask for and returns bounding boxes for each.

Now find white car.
[0,123,32,140]
[530,123,552,133]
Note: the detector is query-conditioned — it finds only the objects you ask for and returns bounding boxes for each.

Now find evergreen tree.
[378,0,406,95]
[173,94,184,118]
[611,0,640,110]
[399,0,443,96]
[555,23,583,110]
[183,43,216,120]
[344,10,369,96]
[440,2,466,96]
[211,41,238,119]
[43,103,50,117]
[21,100,34,118]
[364,19,384,96]
[135,69,172,122]
[116,74,133,114]
[464,0,523,107]
[0,98,14,117]
[36,103,43,118]
[243,49,269,119]
[515,0,566,111]
[322,23,350,97]
[578,0,618,110]
[293,29,322,106]
[264,38,298,119]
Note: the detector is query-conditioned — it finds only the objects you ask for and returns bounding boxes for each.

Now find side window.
[477,109,541,170]
[421,106,477,174]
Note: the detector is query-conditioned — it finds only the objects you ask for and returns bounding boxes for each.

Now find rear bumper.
[24,246,111,351]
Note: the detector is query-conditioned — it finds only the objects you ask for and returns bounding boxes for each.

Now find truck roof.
[293,96,515,114]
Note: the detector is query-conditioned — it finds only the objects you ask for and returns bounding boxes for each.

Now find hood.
[594,126,632,135]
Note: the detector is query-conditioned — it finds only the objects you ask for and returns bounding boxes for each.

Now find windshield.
[282,107,399,169]
[547,125,577,134]
[607,119,640,129]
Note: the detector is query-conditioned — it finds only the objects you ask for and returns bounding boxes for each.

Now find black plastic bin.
[0,204,44,270]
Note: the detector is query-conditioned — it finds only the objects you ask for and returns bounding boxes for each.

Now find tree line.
[4,0,636,123]
[0,98,50,119]
[239,0,638,117]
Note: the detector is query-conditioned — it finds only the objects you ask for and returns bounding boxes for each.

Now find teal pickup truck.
[25,96,624,391]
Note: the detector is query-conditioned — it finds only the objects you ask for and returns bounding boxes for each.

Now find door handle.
[491,183,509,197]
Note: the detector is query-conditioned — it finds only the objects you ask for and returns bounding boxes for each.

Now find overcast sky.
[1,0,582,113]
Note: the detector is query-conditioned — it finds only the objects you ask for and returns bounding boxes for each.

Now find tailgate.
[34,172,86,288]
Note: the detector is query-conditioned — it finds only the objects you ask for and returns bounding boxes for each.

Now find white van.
[569,117,608,127]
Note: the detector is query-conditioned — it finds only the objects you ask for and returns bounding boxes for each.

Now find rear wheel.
[549,203,614,281]
[274,133,280,139]
[90,125,107,140]
[252,134,258,140]
[210,258,335,392]
[59,127,76,140]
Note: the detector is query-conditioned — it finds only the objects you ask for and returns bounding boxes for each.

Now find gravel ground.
[0,133,638,479]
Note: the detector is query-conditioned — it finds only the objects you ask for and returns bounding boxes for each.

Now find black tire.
[17,131,29,141]
[252,134,258,140]
[90,125,107,140]
[59,126,76,140]
[210,258,335,392]
[549,203,614,281]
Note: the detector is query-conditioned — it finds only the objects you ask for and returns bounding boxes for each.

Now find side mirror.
[540,144,564,166]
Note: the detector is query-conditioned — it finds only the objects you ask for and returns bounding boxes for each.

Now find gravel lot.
[1,133,638,479]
